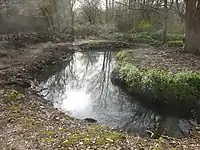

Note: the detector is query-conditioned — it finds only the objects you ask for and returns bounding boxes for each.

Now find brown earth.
[0,36,200,150]
[132,46,200,72]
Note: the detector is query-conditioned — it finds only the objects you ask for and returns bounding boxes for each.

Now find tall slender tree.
[69,0,77,35]
[105,0,108,23]
[163,0,168,43]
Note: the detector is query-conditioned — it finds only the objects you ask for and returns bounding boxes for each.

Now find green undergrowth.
[167,41,184,47]
[134,32,184,47]
[115,50,200,104]
[108,32,184,47]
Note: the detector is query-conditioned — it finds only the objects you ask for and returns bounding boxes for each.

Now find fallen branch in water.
[36,88,48,93]
[32,88,50,97]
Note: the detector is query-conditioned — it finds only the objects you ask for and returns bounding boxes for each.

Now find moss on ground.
[114,50,200,105]
[7,90,25,101]
[62,125,126,147]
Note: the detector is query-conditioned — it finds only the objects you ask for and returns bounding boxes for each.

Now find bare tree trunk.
[163,0,168,44]
[105,0,108,23]
[112,0,115,18]
[184,0,200,55]
[38,0,57,31]
[71,6,74,36]
[128,0,132,30]
[69,0,75,36]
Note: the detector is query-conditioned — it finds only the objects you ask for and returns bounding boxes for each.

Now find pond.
[34,50,197,138]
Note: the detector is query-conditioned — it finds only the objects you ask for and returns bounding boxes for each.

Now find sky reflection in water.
[35,51,196,138]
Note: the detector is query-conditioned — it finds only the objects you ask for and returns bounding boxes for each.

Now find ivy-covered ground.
[112,46,200,119]
[106,32,185,48]
[0,36,200,149]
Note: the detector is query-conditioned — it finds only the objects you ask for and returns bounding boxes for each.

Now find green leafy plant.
[138,20,154,32]
[115,50,200,104]
[167,41,184,47]
[167,34,185,41]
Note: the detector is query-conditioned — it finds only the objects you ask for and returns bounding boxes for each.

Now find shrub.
[74,23,115,37]
[137,20,154,32]
[74,23,100,36]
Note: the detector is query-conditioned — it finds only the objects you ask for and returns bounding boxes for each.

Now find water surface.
[35,50,196,138]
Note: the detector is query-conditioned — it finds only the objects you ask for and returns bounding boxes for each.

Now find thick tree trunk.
[184,0,200,55]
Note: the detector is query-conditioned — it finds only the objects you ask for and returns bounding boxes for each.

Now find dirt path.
[0,39,200,149]
[132,46,200,72]
[0,42,44,71]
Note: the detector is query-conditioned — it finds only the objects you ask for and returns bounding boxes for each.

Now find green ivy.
[167,34,185,41]
[115,50,200,103]
[167,41,184,47]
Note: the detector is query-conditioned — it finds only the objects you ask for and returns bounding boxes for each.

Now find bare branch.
[175,0,185,19]
[167,0,174,10]
[115,1,161,14]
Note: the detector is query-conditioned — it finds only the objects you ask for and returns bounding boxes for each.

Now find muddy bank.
[111,48,200,120]
[0,32,74,44]
[0,38,200,149]
[0,38,136,88]
[0,43,75,88]
[74,40,135,51]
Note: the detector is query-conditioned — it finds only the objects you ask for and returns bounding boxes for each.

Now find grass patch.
[115,50,200,104]
[7,90,24,101]
[8,104,21,113]
[62,125,126,147]
[39,129,58,144]
[41,130,56,137]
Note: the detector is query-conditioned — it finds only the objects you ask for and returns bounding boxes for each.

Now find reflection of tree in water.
[86,51,113,107]
[36,71,67,104]
[35,61,69,84]
[66,52,101,90]
[121,106,194,138]
[35,59,73,105]
[35,51,195,138]
[81,52,194,138]
[36,52,103,105]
